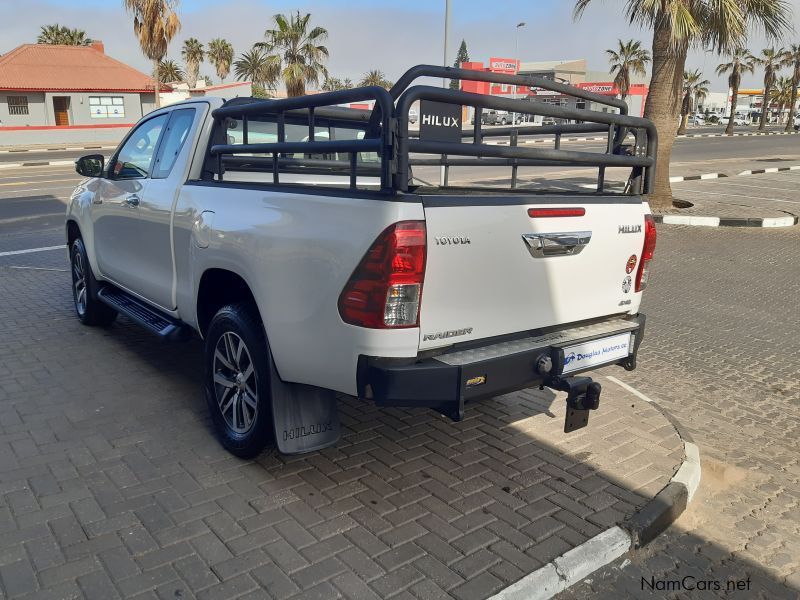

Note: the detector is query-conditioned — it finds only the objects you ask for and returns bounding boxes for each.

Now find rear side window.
[152,108,196,179]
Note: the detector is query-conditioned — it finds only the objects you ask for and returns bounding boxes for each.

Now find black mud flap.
[270,360,341,455]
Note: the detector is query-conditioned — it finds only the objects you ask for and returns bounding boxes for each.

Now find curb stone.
[653,214,798,228]
[0,144,116,153]
[669,173,727,183]
[0,159,75,170]
[681,130,799,138]
[738,165,800,176]
[488,376,700,600]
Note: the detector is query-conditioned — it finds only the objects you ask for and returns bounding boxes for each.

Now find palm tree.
[756,47,787,130]
[322,76,353,91]
[606,39,650,101]
[255,11,329,97]
[37,24,91,45]
[123,0,181,109]
[716,48,756,135]
[234,48,271,89]
[574,0,790,211]
[181,38,204,89]
[156,59,184,83]
[359,70,392,89]
[772,76,794,123]
[207,38,234,83]
[677,70,710,134]
[783,44,800,132]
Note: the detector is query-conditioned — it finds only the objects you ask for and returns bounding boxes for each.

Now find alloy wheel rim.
[212,331,258,434]
[72,250,87,316]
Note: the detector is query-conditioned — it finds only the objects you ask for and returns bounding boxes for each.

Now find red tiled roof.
[0,44,164,92]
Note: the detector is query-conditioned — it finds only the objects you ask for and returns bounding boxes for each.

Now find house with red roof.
[0,41,163,144]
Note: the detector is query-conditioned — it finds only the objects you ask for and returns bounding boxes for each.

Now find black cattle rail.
[206,64,658,195]
[209,86,395,191]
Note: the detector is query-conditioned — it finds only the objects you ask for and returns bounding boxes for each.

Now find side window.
[112,114,169,179]
[152,109,196,179]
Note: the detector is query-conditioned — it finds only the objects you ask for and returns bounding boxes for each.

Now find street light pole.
[512,22,526,126]
[440,0,451,186]
[444,0,451,87]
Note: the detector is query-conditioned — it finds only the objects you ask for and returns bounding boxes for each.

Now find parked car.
[67,64,657,458]
[687,114,705,126]
[471,110,521,126]
[795,114,800,131]
[408,108,418,124]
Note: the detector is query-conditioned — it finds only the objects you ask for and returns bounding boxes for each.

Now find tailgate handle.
[522,231,592,258]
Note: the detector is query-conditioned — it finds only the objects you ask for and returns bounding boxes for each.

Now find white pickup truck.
[66,65,658,458]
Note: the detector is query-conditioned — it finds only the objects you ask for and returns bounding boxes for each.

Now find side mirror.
[75,154,104,178]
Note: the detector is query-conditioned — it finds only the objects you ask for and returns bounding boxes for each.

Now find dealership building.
[460,57,649,118]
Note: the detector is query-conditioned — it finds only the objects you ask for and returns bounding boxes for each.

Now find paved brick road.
[0,250,684,599]
[560,224,800,599]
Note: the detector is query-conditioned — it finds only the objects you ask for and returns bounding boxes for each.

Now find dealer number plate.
[562,333,632,374]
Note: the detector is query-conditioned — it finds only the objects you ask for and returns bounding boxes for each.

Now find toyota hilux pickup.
[66,65,658,458]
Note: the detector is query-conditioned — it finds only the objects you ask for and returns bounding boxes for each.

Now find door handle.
[522,231,592,258]
[123,194,140,207]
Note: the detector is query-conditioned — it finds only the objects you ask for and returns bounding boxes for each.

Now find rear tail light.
[338,221,426,328]
[635,214,657,292]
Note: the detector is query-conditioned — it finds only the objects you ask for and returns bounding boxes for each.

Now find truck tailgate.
[418,196,648,351]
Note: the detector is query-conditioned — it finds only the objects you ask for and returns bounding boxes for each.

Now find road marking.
[6,266,68,272]
[605,376,656,403]
[0,170,78,181]
[0,178,78,187]
[0,245,63,258]
[704,179,800,192]
[0,186,77,197]
[675,187,800,204]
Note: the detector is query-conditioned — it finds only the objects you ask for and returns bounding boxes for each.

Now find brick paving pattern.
[560,225,800,599]
[0,253,684,599]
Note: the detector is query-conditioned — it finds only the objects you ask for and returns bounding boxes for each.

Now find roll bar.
[205,64,657,196]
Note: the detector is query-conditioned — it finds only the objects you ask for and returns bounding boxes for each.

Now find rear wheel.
[70,238,117,326]
[204,302,273,458]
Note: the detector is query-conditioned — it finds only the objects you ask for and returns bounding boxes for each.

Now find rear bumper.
[358,314,645,420]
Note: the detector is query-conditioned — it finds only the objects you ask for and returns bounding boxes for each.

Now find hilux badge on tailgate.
[619,224,642,234]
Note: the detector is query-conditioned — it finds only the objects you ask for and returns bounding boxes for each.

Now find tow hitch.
[545,376,602,433]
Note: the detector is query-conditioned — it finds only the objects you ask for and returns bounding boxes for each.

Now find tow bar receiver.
[545,376,602,433]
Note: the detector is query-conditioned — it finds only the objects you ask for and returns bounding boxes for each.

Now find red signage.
[578,82,617,94]
[489,57,519,73]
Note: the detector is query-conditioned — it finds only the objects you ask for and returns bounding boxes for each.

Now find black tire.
[204,302,273,458]
[70,238,117,326]
[501,118,508,125]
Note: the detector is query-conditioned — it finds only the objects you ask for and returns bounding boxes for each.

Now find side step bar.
[97,286,192,341]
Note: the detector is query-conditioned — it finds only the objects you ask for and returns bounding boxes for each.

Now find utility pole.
[512,22,526,126]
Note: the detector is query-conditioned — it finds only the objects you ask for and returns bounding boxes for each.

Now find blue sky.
[1,0,797,88]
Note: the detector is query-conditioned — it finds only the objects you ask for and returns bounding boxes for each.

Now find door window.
[112,114,169,179]
[152,109,196,179]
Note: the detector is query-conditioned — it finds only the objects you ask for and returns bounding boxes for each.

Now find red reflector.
[626,255,637,274]
[528,207,586,218]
